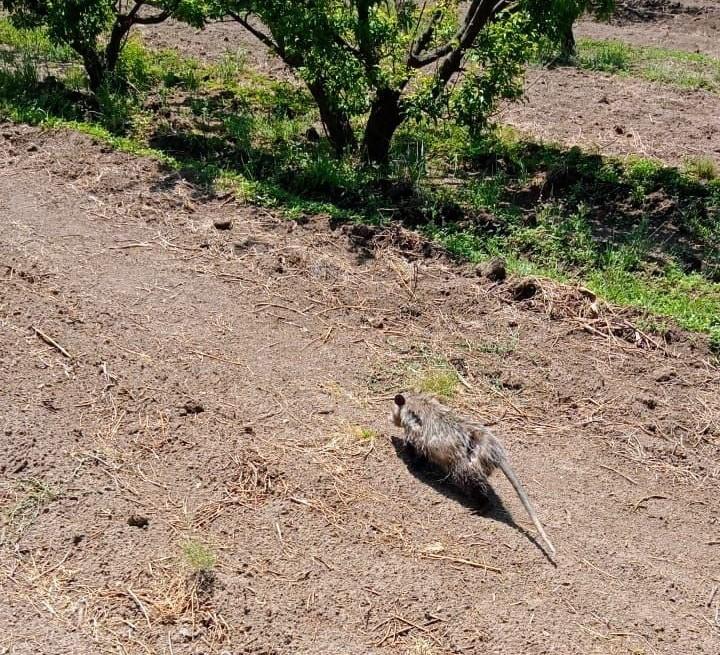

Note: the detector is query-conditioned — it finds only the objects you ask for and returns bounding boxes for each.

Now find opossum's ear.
[394,394,406,407]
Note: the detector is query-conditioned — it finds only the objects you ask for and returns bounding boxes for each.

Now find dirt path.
[1,125,719,654]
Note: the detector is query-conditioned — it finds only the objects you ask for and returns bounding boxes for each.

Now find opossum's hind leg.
[452,467,492,512]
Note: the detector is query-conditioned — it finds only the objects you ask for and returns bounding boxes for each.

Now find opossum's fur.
[392,392,555,556]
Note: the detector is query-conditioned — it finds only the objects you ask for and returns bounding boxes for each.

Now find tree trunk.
[362,88,403,165]
[79,47,107,92]
[307,80,356,156]
[559,25,576,61]
[105,18,132,74]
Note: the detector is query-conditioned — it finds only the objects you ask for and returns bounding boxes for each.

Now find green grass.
[1,19,718,350]
[684,156,717,182]
[181,540,216,572]
[2,478,58,541]
[351,426,379,441]
[0,19,75,64]
[407,361,461,399]
[577,38,720,92]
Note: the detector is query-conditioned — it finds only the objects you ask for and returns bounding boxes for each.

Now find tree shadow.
[7,59,715,280]
[391,436,556,564]
[612,0,706,24]
[460,136,719,279]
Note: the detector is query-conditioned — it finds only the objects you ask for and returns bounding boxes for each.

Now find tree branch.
[411,8,442,57]
[228,11,281,55]
[355,0,376,67]
[408,0,511,69]
[126,1,145,22]
[133,10,171,25]
[408,0,477,67]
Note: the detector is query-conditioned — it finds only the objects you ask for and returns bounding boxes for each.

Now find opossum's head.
[391,393,406,427]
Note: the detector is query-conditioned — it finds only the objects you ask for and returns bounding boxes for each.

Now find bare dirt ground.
[501,68,720,166]
[2,123,720,655]
[577,0,720,58]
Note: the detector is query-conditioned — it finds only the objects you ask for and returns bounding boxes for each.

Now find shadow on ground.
[391,436,556,563]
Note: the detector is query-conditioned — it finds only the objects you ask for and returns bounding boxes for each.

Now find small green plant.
[578,40,630,73]
[408,361,460,399]
[181,540,216,572]
[351,426,378,441]
[684,157,717,181]
[2,478,58,541]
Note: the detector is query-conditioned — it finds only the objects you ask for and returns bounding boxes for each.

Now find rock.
[213,218,233,231]
[654,368,677,383]
[477,257,507,282]
[181,401,205,415]
[127,514,149,529]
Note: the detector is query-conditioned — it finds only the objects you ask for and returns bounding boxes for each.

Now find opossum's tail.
[498,459,556,557]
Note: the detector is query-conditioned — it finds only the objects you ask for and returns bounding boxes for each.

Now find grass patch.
[576,38,720,92]
[350,426,379,441]
[1,478,58,542]
[578,40,631,73]
[1,19,719,348]
[684,156,717,182]
[181,540,216,572]
[407,360,460,399]
[0,18,75,64]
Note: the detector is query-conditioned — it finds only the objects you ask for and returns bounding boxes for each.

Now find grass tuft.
[2,478,58,542]
[578,40,631,73]
[181,540,216,572]
[684,156,717,181]
[408,361,460,399]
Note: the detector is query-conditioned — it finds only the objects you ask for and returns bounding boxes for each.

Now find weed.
[684,157,717,181]
[181,540,216,573]
[351,426,378,441]
[407,361,460,399]
[2,478,58,542]
[578,40,630,73]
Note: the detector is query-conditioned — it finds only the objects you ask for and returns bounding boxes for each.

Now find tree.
[1,1,206,91]
[214,0,615,164]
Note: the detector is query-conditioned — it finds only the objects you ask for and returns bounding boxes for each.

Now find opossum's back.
[416,417,473,470]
